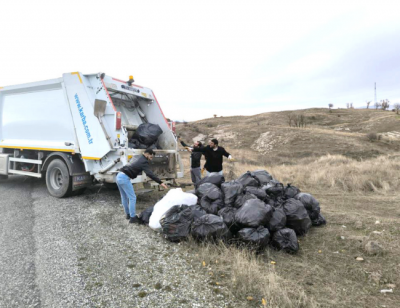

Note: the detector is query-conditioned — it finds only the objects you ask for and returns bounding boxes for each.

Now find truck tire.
[46,159,72,198]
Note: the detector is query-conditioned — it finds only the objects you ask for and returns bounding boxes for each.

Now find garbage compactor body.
[0,72,184,197]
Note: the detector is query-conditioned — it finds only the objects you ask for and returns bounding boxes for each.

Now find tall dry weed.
[230,154,400,193]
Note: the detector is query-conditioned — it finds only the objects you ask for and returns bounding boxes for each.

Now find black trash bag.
[138,206,154,225]
[294,193,321,220]
[312,213,327,226]
[237,226,271,251]
[196,173,225,188]
[128,138,148,149]
[221,181,244,206]
[133,123,163,146]
[160,205,194,242]
[284,184,301,199]
[234,192,258,209]
[218,206,237,228]
[264,181,285,198]
[251,170,273,186]
[237,171,259,188]
[266,206,287,232]
[191,205,207,220]
[271,228,299,253]
[245,186,267,201]
[191,214,231,242]
[132,123,163,146]
[283,199,311,235]
[196,183,219,199]
[200,196,224,215]
[235,199,273,228]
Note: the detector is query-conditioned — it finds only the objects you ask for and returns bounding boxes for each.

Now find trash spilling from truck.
[139,170,326,253]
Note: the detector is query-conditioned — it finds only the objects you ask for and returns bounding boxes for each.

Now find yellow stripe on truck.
[82,156,101,160]
[71,72,83,84]
[0,145,74,152]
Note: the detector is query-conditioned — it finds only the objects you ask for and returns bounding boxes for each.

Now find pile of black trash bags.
[139,170,326,254]
[128,123,163,149]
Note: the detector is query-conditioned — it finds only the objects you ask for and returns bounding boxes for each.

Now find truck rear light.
[116,112,121,130]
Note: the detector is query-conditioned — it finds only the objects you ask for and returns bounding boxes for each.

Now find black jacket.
[180,140,203,169]
[120,155,162,184]
[193,146,230,172]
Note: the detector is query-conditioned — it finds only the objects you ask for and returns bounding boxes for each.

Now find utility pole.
[374,82,377,104]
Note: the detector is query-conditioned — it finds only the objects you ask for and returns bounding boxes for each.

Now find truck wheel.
[46,159,72,198]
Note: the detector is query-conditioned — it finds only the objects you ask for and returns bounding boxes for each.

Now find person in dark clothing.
[178,137,204,184]
[117,148,168,223]
[190,138,233,176]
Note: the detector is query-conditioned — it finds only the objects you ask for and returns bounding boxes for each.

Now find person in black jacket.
[190,138,233,176]
[117,148,168,224]
[178,137,204,184]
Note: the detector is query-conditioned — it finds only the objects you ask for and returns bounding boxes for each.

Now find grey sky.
[1,0,399,121]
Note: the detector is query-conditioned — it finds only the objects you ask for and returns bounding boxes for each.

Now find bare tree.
[375,102,381,110]
[213,114,217,118]
[291,114,308,128]
[394,103,400,114]
[366,101,371,109]
[381,99,390,110]
[350,102,354,109]
[346,102,350,109]
[328,103,333,113]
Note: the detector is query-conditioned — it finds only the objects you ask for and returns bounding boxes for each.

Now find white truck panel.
[62,72,112,160]
[0,81,76,152]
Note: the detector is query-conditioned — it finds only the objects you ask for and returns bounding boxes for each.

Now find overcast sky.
[1,0,399,121]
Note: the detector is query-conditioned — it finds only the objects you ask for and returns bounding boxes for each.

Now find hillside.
[174,109,400,307]
[176,108,400,165]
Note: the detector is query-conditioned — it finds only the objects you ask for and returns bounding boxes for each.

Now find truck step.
[9,157,43,164]
[8,169,42,178]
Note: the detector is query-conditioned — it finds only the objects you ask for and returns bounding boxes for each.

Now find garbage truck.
[0,72,184,197]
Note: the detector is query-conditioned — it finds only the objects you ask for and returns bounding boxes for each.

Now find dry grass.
[229,150,400,193]
[185,241,316,308]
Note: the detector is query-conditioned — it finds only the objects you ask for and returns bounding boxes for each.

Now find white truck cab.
[0,72,184,197]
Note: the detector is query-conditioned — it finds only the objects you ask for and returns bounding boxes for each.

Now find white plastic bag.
[149,188,198,230]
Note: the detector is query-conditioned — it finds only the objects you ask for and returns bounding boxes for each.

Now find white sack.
[149,188,198,230]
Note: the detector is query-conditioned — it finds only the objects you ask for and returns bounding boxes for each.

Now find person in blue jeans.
[116,148,168,223]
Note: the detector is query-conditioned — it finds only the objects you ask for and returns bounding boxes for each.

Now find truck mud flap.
[72,173,93,191]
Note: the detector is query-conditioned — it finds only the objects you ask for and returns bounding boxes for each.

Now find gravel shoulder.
[0,176,235,308]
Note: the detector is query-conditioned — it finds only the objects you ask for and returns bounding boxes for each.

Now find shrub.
[366,133,381,142]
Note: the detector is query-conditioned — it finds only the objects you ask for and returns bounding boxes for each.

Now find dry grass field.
[173,108,400,307]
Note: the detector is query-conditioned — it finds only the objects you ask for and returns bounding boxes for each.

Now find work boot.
[129,216,141,224]
[126,214,131,220]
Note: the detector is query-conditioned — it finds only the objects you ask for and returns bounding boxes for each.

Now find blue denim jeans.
[116,172,136,217]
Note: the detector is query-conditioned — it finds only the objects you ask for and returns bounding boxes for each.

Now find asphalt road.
[0,176,233,308]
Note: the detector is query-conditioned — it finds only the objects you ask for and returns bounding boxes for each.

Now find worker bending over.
[190,138,233,176]
[117,148,168,223]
